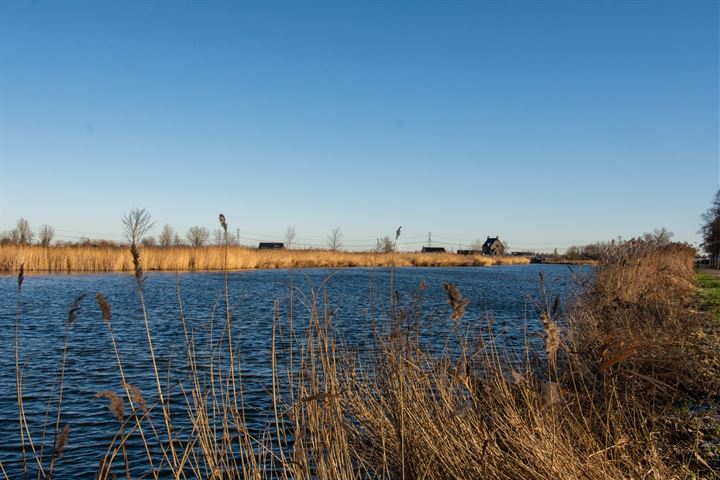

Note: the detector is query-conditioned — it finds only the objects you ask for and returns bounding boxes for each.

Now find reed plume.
[122,383,147,412]
[540,312,561,364]
[17,263,24,291]
[67,293,86,327]
[95,391,125,422]
[53,425,69,460]
[443,282,468,323]
[96,293,111,323]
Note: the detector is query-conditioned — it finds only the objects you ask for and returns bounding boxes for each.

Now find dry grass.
[0,245,529,272]
[10,239,720,479]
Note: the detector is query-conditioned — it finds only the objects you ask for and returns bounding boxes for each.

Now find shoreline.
[1,244,532,273]
[0,262,554,277]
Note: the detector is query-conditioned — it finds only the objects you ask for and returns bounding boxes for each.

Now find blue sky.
[1,1,718,251]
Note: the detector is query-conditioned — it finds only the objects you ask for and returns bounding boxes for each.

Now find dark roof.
[483,237,501,247]
[421,246,446,253]
[258,242,285,249]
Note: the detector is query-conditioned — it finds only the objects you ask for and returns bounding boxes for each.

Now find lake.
[0,264,583,477]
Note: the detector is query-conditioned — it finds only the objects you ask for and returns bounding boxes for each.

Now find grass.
[698,271,720,324]
[7,238,720,479]
[0,244,529,272]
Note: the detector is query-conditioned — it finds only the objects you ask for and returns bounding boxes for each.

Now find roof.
[483,237,501,247]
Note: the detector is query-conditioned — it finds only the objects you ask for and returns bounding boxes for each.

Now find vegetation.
[698,271,720,324]
[559,228,674,262]
[701,189,720,265]
[285,225,297,248]
[8,229,720,478]
[327,227,344,251]
[0,244,530,272]
[375,236,396,253]
[186,225,210,247]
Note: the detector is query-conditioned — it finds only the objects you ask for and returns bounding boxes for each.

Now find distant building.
[258,242,284,249]
[457,249,482,255]
[482,237,505,256]
[421,246,446,253]
[695,255,710,266]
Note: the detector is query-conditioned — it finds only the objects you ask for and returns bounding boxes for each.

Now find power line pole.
[428,232,432,248]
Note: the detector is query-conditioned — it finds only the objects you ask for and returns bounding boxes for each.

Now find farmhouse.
[482,237,505,256]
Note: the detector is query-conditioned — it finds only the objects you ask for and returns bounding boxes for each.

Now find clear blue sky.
[1,1,718,251]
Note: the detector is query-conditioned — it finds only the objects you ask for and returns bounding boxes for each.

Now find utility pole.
[428,232,432,248]
[236,228,240,246]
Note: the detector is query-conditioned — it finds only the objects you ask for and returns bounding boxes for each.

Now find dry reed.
[11,238,720,479]
[95,391,125,422]
[0,245,530,272]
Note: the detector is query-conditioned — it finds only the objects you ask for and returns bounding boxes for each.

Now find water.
[0,264,582,477]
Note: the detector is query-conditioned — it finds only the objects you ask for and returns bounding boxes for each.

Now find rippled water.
[0,264,582,477]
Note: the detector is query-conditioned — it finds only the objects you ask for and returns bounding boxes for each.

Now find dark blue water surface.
[0,265,583,478]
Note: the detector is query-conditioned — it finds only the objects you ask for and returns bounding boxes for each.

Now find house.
[457,249,482,255]
[421,246,446,253]
[482,237,505,256]
[258,242,284,249]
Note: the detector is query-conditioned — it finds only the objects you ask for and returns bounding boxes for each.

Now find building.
[457,249,482,255]
[258,242,284,249]
[482,237,505,256]
[421,246,446,253]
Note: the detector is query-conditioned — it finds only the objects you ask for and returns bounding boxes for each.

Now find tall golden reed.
[0,245,530,272]
[12,238,718,479]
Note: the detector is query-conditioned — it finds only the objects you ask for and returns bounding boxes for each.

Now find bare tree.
[121,208,154,284]
[16,218,34,245]
[642,227,673,246]
[327,227,344,251]
[700,189,720,267]
[376,236,395,253]
[469,239,484,251]
[8,229,20,244]
[187,226,210,247]
[121,208,154,246]
[39,225,54,247]
[141,236,157,247]
[285,225,297,249]
[213,228,226,246]
[173,233,183,246]
[158,224,175,247]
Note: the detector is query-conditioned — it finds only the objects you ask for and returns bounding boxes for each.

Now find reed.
[10,239,719,478]
[0,245,530,272]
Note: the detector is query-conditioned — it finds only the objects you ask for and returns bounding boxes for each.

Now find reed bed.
[0,245,529,272]
[9,239,719,479]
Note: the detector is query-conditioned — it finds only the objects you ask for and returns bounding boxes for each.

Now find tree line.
[701,189,720,267]
[0,213,349,251]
